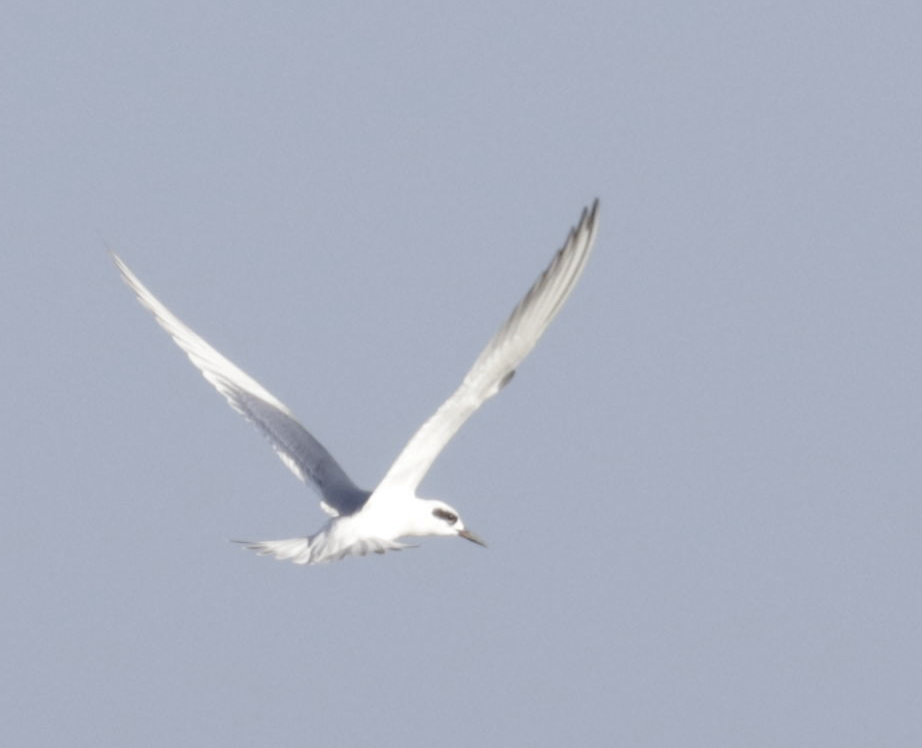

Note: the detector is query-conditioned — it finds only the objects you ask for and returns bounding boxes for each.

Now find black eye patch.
[432,508,458,525]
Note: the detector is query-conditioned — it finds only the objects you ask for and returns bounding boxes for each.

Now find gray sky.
[3,2,920,746]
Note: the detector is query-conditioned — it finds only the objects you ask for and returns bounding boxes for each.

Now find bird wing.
[371,200,599,499]
[111,253,370,516]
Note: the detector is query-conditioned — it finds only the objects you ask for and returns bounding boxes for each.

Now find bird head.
[422,500,487,547]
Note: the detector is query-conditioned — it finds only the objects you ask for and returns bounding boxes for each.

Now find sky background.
[3,2,921,746]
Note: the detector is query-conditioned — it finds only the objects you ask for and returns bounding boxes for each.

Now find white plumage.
[113,200,599,565]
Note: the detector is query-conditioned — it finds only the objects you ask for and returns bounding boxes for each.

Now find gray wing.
[372,199,599,497]
[112,253,370,516]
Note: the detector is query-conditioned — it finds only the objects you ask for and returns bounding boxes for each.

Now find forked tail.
[232,532,412,566]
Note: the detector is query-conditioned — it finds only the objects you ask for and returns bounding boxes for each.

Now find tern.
[113,200,599,565]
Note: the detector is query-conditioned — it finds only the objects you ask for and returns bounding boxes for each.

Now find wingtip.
[570,198,600,243]
[585,197,600,226]
[109,248,131,282]
[579,198,601,250]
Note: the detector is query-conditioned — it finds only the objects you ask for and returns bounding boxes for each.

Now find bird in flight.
[113,200,599,565]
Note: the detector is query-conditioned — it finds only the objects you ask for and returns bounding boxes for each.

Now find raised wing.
[112,253,370,516]
[372,199,599,497]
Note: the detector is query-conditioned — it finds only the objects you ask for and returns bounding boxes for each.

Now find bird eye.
[432,508,458,525]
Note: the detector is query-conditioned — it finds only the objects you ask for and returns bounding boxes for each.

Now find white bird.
[113,200,599,565]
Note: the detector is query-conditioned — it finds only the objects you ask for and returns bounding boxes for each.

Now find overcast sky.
[3,2,921,746]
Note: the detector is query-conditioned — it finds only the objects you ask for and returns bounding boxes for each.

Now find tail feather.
[232,533,413,566]
[234,537,313,564]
